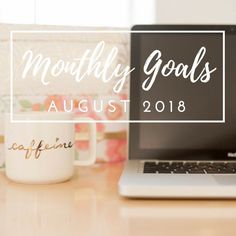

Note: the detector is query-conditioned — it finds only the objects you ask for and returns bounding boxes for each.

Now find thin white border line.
[11,30,225,34]
[10,120,225,124]
[222,31,226,122]
[10,31,13,123]
[10,30,225,123]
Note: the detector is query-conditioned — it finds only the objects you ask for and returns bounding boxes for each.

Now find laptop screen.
[130,25,236,160]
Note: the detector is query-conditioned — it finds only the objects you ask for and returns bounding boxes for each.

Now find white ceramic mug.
[4,112,96,184]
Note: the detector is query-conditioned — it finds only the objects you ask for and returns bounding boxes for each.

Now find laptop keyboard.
[143,161,236,174]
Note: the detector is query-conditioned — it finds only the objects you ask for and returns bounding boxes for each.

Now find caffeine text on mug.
[8,138,74,159]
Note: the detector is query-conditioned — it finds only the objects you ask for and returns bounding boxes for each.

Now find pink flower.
[74,95,93,115]
[119,93,128,100]
[75,112,105,151]
[106,139,127,162]
[105,103,123,120]
[44,95,66,112]
[31,103,42,111]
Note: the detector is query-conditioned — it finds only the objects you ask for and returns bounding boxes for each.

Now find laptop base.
[119,160,236,198]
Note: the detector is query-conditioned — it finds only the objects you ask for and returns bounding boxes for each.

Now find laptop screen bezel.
[129,24,236,161]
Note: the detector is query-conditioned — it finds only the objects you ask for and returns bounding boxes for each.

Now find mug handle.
[73,117,96,166]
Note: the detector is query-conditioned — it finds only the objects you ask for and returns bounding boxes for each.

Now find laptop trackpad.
[145,175,216,186]
[154,175,236,186]
[212,175,236,185]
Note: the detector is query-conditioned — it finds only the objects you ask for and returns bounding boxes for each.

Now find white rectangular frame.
[10,30,225,123]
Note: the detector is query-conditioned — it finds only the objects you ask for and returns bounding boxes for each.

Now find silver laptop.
[119,25,236,198]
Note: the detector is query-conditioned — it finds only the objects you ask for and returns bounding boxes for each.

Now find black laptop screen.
[130,26,236,160]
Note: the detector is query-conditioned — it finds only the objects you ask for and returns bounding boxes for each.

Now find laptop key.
[171,162,184,169]
[206,168,235,174]
[157,170,172,174]
[188,169,205,174]
[143,162,157,173]
[206,168,222,174]
[144,162,156,166]
[143,169,157,174]
[157,162,171,166]
[156,162,172,173]
[172,169,187,174]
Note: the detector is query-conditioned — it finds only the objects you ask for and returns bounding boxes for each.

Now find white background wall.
[0,0,157,26]
[0,0,235,26]
[155,0,236,24]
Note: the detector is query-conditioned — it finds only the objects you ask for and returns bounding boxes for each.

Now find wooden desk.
[1,163,236,236]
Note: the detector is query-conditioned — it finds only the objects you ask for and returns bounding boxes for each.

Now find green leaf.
[19,100,32,109]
